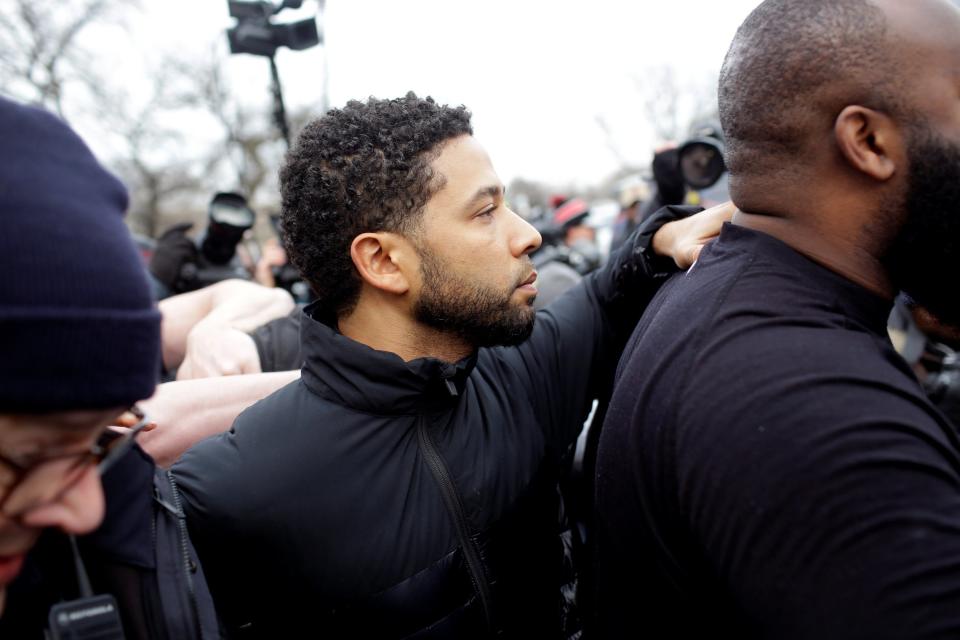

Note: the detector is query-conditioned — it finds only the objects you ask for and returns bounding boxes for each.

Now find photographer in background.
[637,123,729,224]
[148,192,257,299]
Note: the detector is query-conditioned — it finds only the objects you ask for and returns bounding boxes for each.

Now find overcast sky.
[102,0,762,188]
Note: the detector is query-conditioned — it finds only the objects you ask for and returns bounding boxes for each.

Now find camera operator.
[638,122,729,223]
[148,192,257,299]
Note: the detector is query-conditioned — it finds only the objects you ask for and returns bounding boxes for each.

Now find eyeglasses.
[0,406,151,515]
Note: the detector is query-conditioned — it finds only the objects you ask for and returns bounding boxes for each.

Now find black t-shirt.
[250,307,303,372]
[593,224,960,639]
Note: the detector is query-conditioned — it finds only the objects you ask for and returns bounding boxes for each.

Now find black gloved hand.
[651,148,686,206]
[149,223,198,293]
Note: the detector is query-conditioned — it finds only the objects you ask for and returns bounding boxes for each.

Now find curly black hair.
[279,92,473,316]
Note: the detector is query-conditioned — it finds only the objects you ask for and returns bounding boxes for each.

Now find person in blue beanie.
[0,96,161,627]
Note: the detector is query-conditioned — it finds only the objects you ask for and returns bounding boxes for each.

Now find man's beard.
[882,125,960,328]
[413,247,536,349]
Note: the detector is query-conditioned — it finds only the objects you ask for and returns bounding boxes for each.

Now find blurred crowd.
[4,1,960,639]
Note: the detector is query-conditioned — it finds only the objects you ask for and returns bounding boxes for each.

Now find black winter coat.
[172,209,691,638]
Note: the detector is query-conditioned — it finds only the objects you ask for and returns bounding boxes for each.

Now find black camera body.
[183,192,255,291]
[227,0,320,58]
[677,123,727,191]
[176,257,251,293]
[148,192,256,297]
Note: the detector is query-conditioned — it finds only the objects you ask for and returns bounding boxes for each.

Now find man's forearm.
[160,279,295,370]
[138,370,300,468]
[201,279,295,333]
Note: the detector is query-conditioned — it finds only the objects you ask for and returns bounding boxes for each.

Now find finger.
[718,202,737,222]
[691,202,736,243]
[112,411,139,428]
[212,360,243,377]
[710,200,737,220]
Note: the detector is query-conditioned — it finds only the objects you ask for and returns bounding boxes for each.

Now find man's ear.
[350,232,413,295]
[834,105,902,182]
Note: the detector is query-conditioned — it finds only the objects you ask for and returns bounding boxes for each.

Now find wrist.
[651,220,678,258]
[631,205,702,276]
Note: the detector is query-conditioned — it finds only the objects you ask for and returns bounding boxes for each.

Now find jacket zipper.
[416,419,494,632]
[167,471,205,639]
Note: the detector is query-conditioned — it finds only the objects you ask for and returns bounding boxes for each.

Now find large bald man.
[594,1,960,638]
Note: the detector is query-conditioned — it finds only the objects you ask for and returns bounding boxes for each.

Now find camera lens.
[679,141,726,190]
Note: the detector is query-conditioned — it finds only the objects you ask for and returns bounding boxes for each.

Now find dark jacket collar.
[298,302,478,415]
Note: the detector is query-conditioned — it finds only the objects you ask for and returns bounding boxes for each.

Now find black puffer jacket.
[172,207,695,638]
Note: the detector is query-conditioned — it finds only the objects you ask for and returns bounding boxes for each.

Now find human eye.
[476,204,496,219]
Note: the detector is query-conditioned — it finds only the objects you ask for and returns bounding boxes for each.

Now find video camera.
[148,192,256,297]
[226,0,320,58]
[189,192,257,286]
[677,123,726,191]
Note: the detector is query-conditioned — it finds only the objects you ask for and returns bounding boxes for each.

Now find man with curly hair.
[172,92,726,638]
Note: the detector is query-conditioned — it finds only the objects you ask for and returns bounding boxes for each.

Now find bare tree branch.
[0,2,294,239]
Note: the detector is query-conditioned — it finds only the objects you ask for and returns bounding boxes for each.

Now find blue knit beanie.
[0,97,161,412]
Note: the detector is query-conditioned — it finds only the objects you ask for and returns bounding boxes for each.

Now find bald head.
[720,0,960,321]
[720,0,960,181]
[719,0,901,178]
